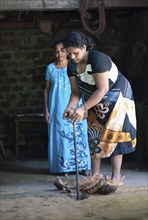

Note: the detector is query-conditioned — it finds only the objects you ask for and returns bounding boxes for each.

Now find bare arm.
[44,80,51,124]
[63,76,81,118]
[83,71,109,110]
[72,71,109,122]
[68,76,81,108]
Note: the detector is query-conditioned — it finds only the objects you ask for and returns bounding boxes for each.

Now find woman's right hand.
[63,108,74,119]
[44,111,50,124]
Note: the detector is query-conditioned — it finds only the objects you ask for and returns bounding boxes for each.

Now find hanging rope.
[79,0,106,38]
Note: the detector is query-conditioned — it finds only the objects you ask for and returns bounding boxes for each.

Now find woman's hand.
[44,110,50,124]
[72,107,85,123]
[63,108,74,119]
[63,105,87,123]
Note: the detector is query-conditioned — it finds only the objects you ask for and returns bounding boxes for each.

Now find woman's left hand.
[72,107,85,123]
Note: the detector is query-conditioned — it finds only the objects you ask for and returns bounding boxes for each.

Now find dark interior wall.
[0,29,53,116]
[0,8,147,160]
[99,9,148,103]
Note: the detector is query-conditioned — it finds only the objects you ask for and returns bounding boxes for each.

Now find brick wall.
[0,29,54,116]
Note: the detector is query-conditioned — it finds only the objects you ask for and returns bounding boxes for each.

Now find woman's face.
[66,46,86,63]
[55,43,67,62]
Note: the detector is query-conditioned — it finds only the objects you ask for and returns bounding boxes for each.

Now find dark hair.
[64,31,94,51]
[53,40,64,50]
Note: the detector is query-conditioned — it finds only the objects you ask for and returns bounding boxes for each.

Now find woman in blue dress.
[44,40,91,175]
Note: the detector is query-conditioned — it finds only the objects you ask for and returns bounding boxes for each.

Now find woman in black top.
[63,31,137,194]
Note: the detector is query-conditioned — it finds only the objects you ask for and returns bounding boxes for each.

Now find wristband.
[80,104,87,111]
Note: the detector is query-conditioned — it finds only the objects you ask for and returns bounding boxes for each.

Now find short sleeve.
[45,64,52,81]
[89,50,112,73]
[67,60,77,77]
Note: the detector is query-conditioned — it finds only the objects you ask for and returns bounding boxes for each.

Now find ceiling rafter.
[0,0,148,11]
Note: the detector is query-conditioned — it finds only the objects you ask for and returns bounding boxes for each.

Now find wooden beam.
[0,22,37,29]
[0,0,148,11]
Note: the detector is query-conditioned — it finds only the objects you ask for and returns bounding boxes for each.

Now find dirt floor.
[0,159,148,220]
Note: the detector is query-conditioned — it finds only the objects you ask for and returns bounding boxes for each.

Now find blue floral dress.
[45,63,91,174]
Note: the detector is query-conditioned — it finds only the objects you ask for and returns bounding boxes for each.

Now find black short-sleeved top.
[67,49,119,97]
